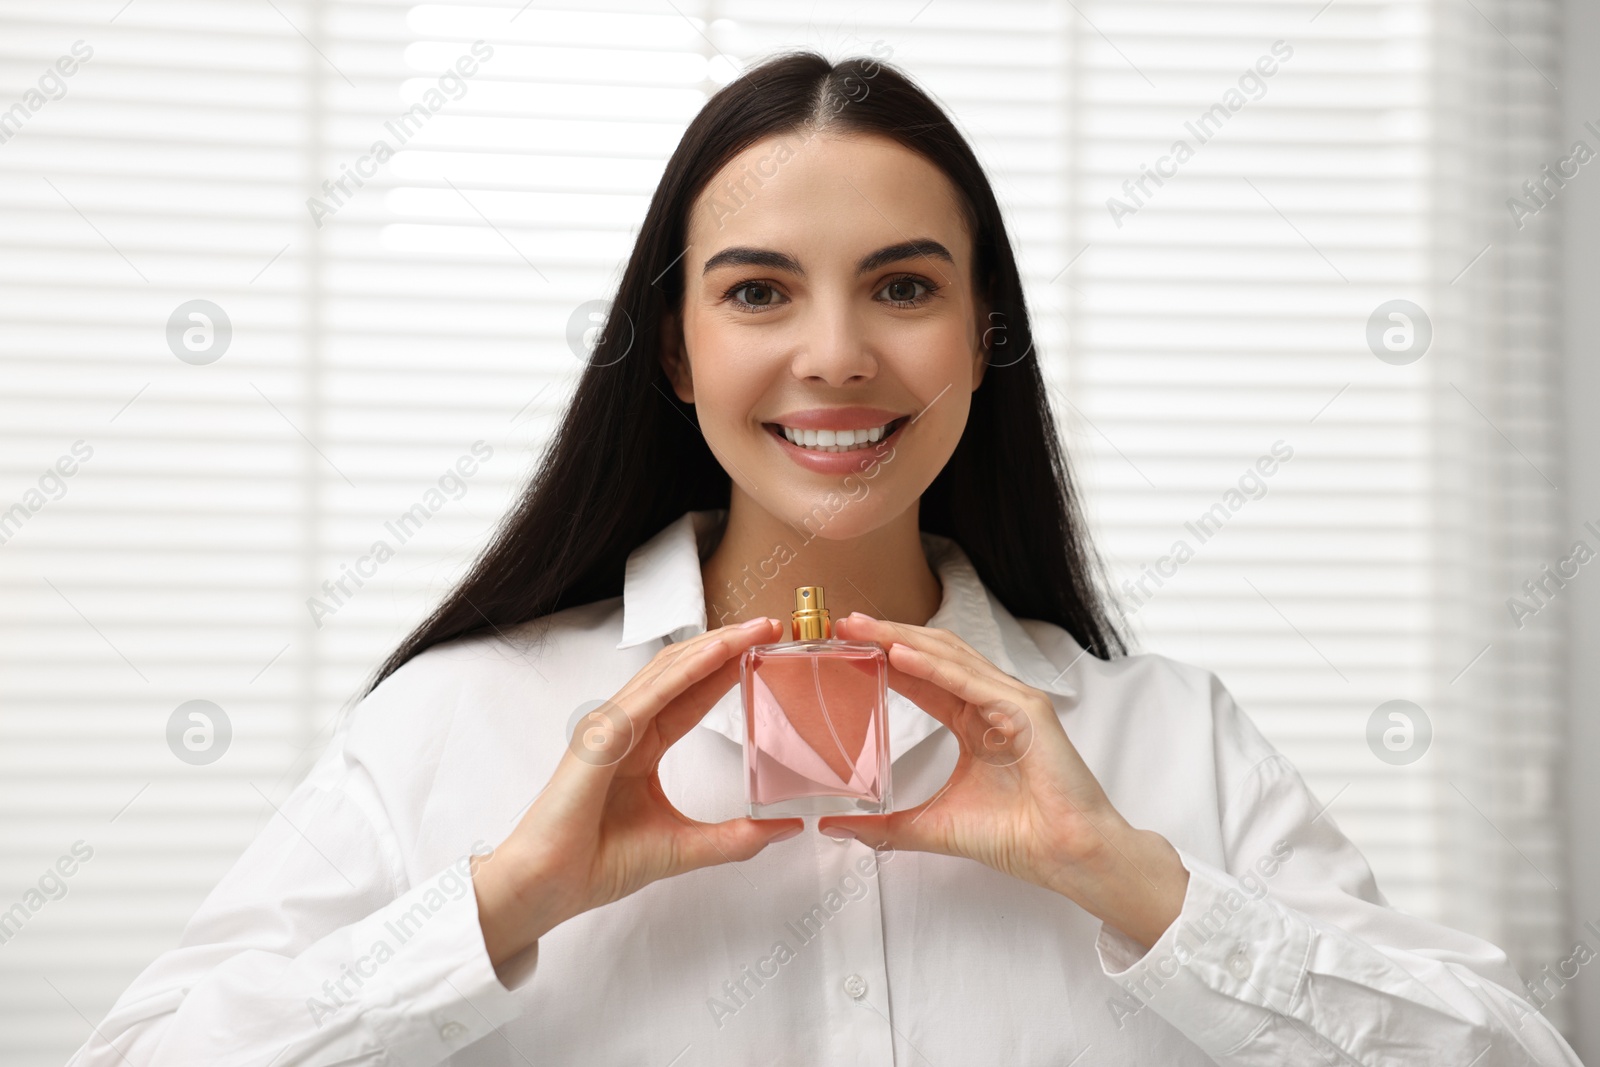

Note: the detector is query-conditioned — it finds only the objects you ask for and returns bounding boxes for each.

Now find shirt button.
[1227,951,1252,980]
[842,973,868,999]
[437,1019,468,1040]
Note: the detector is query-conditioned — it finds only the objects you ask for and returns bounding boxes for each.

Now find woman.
[76,51,1581,1065]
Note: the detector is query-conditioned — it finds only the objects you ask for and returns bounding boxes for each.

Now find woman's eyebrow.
[700,238,954,277]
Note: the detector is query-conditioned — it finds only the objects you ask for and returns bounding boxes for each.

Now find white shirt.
[74,508,1582,1066]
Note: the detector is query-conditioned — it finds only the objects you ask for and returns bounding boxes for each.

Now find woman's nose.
[788,303,878,386]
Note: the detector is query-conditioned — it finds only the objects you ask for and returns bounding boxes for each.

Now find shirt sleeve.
[67,703,538,1067]
[1094,671,1583,1066]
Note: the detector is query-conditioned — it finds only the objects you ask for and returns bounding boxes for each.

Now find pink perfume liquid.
[741,639,891,818]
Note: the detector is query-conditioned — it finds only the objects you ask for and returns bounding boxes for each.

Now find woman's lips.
[764,416,907,475]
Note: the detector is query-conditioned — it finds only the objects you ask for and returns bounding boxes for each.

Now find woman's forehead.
[687,135,970,274]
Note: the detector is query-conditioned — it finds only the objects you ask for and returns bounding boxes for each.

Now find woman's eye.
[727,282,785,309]
[880,277,933,305]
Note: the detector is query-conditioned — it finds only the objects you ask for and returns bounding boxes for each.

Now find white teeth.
[778,421,896,452]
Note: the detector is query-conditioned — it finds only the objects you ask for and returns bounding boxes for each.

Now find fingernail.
[767,825,803,843]
[739,617,770,630]
[819,825,857,840]
[847,611,871,621]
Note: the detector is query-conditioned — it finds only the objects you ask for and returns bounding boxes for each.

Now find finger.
[817,794,950,856]
[832,611,962,651]
[882,657,967,726]
[886,642,1052,766]
[633,617,760,691]
[652,624,774,749]
[618,618,777,734]
[835,613,1015,688]
[561,620,778,799]
[674,816,805,872]
[887,641,1025,711]
[832,615,975,723]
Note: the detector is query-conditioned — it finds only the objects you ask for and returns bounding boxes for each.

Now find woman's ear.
[658,311,694,403]
[972,302,991,391]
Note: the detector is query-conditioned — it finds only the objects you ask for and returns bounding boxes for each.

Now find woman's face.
[663,130,987,540]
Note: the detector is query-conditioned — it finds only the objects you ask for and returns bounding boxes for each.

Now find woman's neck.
[701,489,943,632]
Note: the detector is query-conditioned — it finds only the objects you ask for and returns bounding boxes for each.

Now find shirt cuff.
[1095,845,1314,1057]
[357,853,533,1065]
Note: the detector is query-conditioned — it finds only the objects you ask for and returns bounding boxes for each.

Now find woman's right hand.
[471,616,802,970]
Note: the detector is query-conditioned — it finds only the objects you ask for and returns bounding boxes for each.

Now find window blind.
[0,0,1568,1058]
[1056,0,1566,1029]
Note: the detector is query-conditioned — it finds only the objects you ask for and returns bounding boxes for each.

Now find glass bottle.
[740,585,891,818]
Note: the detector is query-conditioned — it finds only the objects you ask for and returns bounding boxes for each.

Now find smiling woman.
[70,48,1584,1067]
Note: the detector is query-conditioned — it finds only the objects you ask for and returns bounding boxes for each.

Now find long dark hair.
[361,49,1127,699]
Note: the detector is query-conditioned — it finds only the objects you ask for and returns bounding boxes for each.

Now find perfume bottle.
[740,585,891,818]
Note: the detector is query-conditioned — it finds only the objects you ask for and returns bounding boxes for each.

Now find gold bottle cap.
[791,585,831,641]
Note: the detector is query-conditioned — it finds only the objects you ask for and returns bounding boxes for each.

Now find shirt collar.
[617,509,1081,763]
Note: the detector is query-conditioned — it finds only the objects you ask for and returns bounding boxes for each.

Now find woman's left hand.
[822,612,1191,950]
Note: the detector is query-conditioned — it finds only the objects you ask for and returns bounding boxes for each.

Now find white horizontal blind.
[1428,0,1565,991]
[0,0,566,1058]
[0,0,1567,1060]
[1057,0,1567,1032]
